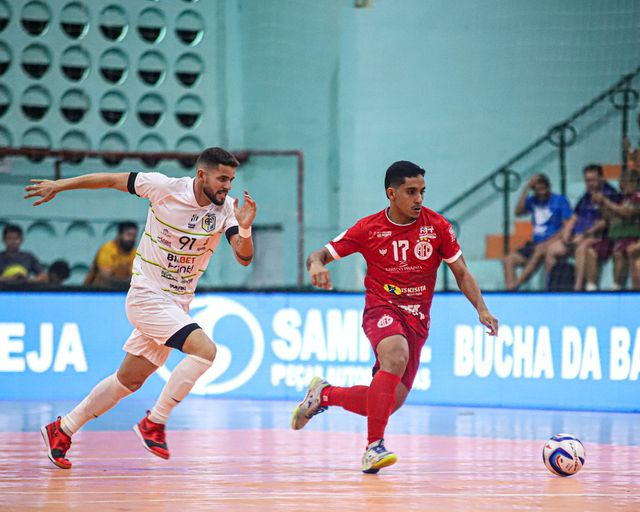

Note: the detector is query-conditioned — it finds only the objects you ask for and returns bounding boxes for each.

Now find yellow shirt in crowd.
[85,240,136,286]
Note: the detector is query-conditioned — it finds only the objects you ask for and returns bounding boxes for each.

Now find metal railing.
[439,64,640,290]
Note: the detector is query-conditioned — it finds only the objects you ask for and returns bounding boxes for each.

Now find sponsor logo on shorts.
[377,314,394,328]
[414,241,433,260]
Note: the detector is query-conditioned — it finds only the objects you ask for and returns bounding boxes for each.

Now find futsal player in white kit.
[24,147,257,468]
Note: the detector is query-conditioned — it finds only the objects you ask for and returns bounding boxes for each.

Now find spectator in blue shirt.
[545,163,621,290]
[503,174,572,290]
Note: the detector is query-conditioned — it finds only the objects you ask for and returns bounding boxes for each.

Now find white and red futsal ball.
[542,433,586,477]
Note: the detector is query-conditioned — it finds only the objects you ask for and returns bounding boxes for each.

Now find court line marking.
[2,489,640,497]
[4,468,640,478]
[3,493,640,505]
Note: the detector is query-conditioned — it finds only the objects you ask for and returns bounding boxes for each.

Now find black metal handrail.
[439,64,640,290]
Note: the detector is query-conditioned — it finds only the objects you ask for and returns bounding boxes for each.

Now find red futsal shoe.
[41,417,72,469]
[133,412,170,460]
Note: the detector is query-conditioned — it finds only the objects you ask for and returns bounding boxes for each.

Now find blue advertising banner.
[0,291,638,411]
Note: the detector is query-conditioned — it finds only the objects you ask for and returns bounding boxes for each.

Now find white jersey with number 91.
[128,172,239,305]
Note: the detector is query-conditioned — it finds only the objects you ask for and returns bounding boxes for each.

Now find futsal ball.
[542,433,585,477]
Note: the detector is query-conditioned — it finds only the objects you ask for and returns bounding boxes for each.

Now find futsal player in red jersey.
[291,160,498,473]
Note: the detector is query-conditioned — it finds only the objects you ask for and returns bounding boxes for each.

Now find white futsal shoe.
[361,439,397,474]
[291,376,330,430]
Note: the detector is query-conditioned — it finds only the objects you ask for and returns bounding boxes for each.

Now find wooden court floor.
[2,427,639,511]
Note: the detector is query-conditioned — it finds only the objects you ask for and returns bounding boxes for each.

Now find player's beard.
[204,186,227,206]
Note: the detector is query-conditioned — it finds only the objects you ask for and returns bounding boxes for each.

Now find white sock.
[61,373,132,436]
[149,355,212,424]
[585,282,598,292]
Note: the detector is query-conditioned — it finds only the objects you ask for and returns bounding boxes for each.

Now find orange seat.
[602,164,622,180]
[485,221,532,259]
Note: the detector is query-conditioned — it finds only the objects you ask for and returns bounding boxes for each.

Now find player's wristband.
[238,226,252,238]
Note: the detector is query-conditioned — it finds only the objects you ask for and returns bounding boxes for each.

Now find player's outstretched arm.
[448,255,498,336]
[306,247,334,290]
[231,191,256,267]
[24,173,130,206]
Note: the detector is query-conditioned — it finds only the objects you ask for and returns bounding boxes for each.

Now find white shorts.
[122,285,198,367]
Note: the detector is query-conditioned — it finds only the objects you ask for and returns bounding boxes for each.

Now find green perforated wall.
[0,0,216,173]
[0,0,230,284]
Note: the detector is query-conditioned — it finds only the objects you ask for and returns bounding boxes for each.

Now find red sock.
[366,370,400,444]
[321,385,368,416]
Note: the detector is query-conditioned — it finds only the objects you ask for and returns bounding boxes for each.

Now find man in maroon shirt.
[291,160,498,473]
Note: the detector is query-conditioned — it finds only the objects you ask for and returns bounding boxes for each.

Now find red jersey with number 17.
[326,207,461,324]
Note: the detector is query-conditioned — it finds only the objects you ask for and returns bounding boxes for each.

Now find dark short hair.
[583,163,603,176]
[49,260,70,280]
[535,174,551,188]
[384,161,426,190]
[3,224,22,238]
[197,147,240,170]
[117,221,138,234]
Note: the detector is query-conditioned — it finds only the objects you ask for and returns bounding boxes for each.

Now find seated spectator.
[503,174,572,290]
[85,221,138,288]
[47,259,71,287]
[0,224,47,284]
[623,113,640,171]
[545,164,621,291]
[590,170,640,290]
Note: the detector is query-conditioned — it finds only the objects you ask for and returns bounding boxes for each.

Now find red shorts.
[613,237,639,255]
[590,238,613,261]
[362,305,429,391]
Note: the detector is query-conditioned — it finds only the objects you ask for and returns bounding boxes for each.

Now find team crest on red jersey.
[414,241,433,260]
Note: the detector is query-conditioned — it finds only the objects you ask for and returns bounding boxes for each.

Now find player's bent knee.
[380,352,409,375]
[199,341,216,362]
[181,329,217,362]
[116,369,147,392]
